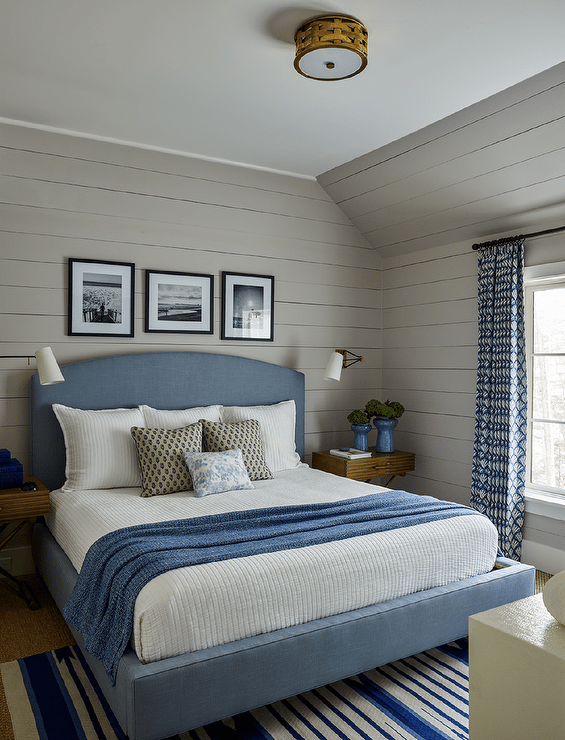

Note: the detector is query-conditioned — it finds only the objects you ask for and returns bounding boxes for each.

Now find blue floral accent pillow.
[183,448,254,497]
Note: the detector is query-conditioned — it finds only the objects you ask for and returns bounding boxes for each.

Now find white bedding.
[46,466,499,664]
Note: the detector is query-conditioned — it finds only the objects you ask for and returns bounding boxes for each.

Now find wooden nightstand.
[312,450,415,485]
[0,476,50,610]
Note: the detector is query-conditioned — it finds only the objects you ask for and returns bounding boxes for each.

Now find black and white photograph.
[68,258,135,337]
[221,272,274,341]
[145,270,214,334]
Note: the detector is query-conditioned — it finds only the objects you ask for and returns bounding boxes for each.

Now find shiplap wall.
[0,123,384,467]
[380,242,477,503]
[0,123,383,571]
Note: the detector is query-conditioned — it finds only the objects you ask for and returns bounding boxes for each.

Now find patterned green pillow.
[200,419,273,481]
[130,423,202,497]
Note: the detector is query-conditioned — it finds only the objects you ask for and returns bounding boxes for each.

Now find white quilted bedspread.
[46,466,498,664]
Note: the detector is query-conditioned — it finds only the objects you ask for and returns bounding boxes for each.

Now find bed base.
[33,521,535,740]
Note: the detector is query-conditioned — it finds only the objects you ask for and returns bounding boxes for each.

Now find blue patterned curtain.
[471,239,527,560]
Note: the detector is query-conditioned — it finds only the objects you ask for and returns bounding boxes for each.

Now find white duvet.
[46,466,499,664]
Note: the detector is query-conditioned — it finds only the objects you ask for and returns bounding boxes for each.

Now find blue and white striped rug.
[1,639,469,740]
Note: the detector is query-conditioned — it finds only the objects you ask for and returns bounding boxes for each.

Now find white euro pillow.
[52,404,144,491]
[139,404,222,428]
[221,400,301,472]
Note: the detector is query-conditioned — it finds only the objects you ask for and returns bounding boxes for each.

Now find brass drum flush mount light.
[294,15,368,80]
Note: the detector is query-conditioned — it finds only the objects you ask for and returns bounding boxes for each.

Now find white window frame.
[524,261,565,504]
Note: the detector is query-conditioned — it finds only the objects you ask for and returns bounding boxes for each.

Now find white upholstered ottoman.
[469,593,565,739]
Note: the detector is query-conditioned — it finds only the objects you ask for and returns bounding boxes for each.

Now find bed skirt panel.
[33,522,535,740]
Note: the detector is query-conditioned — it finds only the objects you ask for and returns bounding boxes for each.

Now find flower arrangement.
[364,399,405,419]
[346,409,370,425]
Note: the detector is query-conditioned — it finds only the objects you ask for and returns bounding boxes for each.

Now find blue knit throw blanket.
[63,490,483,683]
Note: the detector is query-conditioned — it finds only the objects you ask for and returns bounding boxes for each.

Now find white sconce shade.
[35,347,64,385]
[323,351,344,382]
[323,349,364,381]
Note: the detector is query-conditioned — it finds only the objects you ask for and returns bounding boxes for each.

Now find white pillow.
[139,404,222,428]
[221,400,301,472]
[52,404,144,491]
[184,449,254,497]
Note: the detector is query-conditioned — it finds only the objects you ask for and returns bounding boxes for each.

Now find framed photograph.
[145,270,214,334]
[68,258,135,337]
[221,272,274,341]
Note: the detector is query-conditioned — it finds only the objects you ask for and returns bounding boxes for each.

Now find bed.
[30,351,535,740]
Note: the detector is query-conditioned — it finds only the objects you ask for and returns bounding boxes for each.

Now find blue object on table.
[0,452,24,489]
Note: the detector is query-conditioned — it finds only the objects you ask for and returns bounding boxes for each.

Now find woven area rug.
[1,639,469,740]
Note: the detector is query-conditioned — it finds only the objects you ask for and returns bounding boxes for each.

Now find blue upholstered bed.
[30,351,535,740]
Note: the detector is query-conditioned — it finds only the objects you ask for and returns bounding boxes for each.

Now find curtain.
[471,239,527,560]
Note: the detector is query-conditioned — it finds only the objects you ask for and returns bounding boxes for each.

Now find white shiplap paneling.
[0,123,382,480]
[381,242,477,503]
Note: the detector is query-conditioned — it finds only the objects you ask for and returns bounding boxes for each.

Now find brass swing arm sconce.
[323,349,363,382]
[336,349,363,369]
[0,347,64,385]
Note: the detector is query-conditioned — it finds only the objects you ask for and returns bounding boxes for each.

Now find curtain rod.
[472,224,565,250]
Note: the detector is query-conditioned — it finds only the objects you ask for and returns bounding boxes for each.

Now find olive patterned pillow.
[200,419,273,481]
[130,423,202,497]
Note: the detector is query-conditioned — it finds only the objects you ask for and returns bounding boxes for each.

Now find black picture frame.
[145,270,214,334]
[68,258,135,337]
[221,272,274,341]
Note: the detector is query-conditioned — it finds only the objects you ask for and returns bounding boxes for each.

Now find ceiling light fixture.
[294,15,368,81]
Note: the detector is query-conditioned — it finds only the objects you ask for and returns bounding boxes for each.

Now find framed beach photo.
[68,258,135,337]
[221,272,274,341]
[145,270,214,334]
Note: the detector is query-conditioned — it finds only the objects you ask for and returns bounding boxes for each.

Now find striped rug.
[1,639,469,740]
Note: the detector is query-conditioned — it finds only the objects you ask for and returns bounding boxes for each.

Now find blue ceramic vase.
[350,423,372,451]
[373,416,398,453]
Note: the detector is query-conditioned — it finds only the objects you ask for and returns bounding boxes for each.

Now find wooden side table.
[312,450,415,485]
[0,476,50,610]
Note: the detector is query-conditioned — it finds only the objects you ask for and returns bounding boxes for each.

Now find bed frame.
[30,351,535,740]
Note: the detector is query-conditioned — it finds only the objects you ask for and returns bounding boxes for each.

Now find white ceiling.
[2,0,565,179]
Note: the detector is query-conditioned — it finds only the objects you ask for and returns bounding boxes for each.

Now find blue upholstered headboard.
[30,352,305,491]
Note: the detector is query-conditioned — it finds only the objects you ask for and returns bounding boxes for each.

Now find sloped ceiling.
[319,61,565,256]
[2,1,565,255]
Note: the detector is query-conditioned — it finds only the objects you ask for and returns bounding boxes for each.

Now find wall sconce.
[323,349,364,382]
[1,347,64,385]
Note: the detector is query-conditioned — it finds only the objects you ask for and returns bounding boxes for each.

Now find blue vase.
[351,423,372,451]
[373,417,398,453]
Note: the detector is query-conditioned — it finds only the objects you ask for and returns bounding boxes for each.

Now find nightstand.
[0,476,50,610]
[312,450,415,485]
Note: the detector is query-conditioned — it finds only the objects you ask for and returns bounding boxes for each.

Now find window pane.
[531,421,565,489]
[533,287,565,353]
[532,356,565,421]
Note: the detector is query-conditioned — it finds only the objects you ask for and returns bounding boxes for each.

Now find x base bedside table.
[0,476,50,610]
[312,450,415,485]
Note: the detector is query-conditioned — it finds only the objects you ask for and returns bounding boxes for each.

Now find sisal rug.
[1,639,469,740]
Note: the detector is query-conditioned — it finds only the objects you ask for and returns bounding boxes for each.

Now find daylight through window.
[526,278,565,495]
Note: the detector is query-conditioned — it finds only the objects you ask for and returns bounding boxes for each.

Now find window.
[526,272,565,496]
